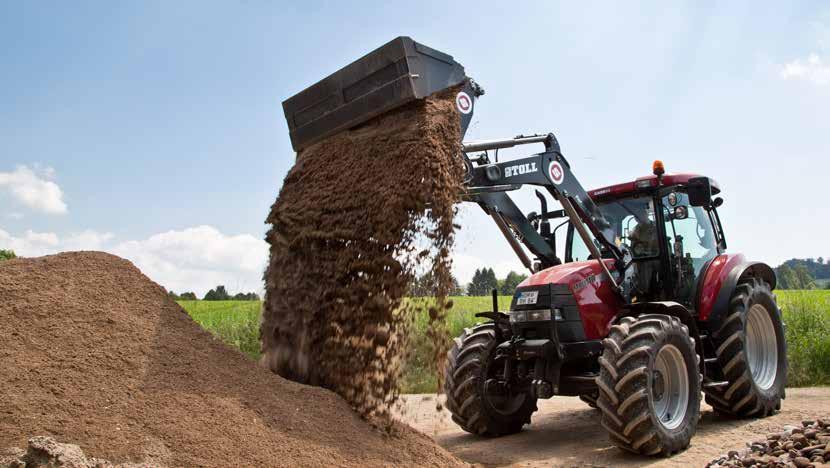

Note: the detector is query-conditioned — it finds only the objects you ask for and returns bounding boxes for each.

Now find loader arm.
[463,134,625,293]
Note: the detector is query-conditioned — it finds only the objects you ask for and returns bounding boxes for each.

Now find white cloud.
[111,226,267,296]
[780,53,830,85]
[0,225,267,297]
[6,212,24,220]
[0,165,68,214]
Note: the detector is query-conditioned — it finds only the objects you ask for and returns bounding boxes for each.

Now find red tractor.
[444,151,786,455]
[281,37,787,456]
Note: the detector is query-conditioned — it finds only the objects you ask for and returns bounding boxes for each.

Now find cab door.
[661,190,720,308]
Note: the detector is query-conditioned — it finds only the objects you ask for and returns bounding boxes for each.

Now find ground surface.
[398,387,830,467]
[0,252,461,467]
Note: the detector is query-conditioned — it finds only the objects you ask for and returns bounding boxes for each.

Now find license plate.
[516,291,538,305]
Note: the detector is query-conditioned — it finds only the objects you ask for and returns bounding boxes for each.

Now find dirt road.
[398,387,830,467]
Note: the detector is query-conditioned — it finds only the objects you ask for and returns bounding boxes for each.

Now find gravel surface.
[398,388,830,467]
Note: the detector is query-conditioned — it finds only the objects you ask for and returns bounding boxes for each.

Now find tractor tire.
[579,392,599,409]
[444,323,537,436]
[596,314,701,456]
[705,278,787,417]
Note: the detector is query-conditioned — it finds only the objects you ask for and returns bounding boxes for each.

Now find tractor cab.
[568,167,727,309]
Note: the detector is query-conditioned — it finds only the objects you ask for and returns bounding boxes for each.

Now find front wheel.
[444,323,537,436]
[596,314,701,456]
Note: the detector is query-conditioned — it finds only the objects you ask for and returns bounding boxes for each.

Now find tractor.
[281,37,787,456]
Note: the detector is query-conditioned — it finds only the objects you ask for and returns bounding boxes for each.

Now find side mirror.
[712,197,724,208]
[687,177,712,208]
[673,206,689,220]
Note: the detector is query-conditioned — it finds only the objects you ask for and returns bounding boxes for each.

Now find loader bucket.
[282,36,471,152]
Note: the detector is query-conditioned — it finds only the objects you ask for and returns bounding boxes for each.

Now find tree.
[167,290,180,300]
[793,265,816,290]
[233,292,260,301]
[776,265,797,289]
[410,271,463,297]
[179,292,198,300]
[0,249,16,262]
[500,271,528,295]
[468,268,498,296]
[776,264,816,290]
[204,285,230,301]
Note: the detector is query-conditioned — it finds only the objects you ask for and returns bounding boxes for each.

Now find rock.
[770,433,784,440]
[751,443,767,453]
[805,421,817,428]
[792,456,813,468]
[786,441,796,450]
[742,457,757,466]
[795,428,806,435]
[806,429,819,439]
[25,436,91,468]
[729,450,741,459]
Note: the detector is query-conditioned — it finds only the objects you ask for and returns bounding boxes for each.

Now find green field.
[180,290,830,393]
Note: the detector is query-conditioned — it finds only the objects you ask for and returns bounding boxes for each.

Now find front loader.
[282,37,787,456]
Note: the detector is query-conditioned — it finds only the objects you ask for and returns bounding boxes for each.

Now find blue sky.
[1,1,829,295]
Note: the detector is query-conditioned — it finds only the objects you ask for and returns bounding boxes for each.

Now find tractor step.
[703,380,729,389]
[704,357,719,364]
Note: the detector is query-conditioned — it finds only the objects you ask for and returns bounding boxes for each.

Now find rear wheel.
[596,314,701,456]
[444,323,537,436]
[705,278,787,417]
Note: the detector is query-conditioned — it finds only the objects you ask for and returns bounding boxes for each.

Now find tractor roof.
[588,173,721,201]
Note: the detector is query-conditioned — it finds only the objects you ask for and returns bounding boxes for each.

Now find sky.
[1,1,829,296]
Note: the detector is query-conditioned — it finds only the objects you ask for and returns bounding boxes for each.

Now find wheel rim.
[652,344,689,430]
[745,303,778,390]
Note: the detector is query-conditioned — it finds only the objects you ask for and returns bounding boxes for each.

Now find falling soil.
[0,252,462,467]
[261,89,464,421]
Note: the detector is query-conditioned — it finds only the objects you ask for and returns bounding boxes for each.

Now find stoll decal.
[504,162,538,178]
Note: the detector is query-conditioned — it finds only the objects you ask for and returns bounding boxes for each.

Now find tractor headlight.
[509,311,527,323]
[510,309,551,323]
[526,309,551,321]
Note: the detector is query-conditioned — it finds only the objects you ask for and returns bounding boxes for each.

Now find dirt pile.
[261,89,464,420]
[0,252,462,467]
[707,419,830,468]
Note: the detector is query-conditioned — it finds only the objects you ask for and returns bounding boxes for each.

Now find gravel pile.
[707,420,830,468]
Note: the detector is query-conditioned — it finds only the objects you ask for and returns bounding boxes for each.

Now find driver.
[626,202,659,298]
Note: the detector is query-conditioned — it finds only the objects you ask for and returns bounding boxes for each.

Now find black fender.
[705,261,777,333]
[616,301,705,375]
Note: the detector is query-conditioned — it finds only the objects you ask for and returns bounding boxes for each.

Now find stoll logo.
[504,162,538,178]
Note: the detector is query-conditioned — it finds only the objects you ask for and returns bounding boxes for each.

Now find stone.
[792,456,812,468]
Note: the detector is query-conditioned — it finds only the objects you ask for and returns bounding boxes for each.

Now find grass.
[178,290,830,393]
[777,290,830,387]
[179,300,261,359]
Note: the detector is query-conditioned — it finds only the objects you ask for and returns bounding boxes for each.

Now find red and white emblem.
[455,91,472,114]
[548,161,564,185]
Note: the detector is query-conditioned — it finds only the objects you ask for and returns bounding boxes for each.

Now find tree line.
[408,268,529,297]
[775,258,830,289]
[168,285,260,301]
